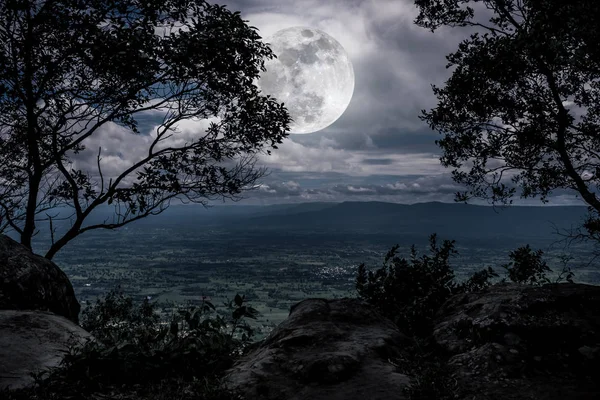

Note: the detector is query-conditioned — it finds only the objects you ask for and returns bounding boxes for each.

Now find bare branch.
[97,146,105,196]
[1,0,291,257]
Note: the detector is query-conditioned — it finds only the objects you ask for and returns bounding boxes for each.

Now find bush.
[80,286,161,346]
[499,244,571,285]
[356,234,462,337]
[356,237,577,339]
[355,235,577,400]
[356,238,574,336]
[4,288,258,399]
[396,338,461,400]
[457,267,499,293]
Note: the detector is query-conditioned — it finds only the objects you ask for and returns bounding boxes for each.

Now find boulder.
[0,235,80,323]
[0,310,92,390]
[224,298,411,400]
[432,282,600,399]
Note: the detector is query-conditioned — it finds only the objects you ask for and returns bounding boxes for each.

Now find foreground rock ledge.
[433,282,600,400]
[0,310,92,391]
[224,298,411,400]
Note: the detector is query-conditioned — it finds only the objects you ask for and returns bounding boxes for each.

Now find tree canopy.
[0,0,291,259]
[414,0,600,251]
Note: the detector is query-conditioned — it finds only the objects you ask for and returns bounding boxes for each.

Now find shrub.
[457,267,499,293]
[356,237,576,339]
[555,253,576,284]
[499,244,552,285]
[80,286,161,346]
[355,236,577,400]
[501,246,576,285]
[356,233,462,337]
[4,288,258,399]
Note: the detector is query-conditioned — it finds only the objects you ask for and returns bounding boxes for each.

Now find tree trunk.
[20,3,42,252]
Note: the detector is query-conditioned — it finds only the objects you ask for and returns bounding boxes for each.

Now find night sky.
[73,0,585,207]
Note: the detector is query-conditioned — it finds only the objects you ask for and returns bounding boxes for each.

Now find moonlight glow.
[256,27,355,134]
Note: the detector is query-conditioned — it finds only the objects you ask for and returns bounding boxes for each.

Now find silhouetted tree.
[414,0,600,255]
[0,0,291,258]
[499,244,569,285]
[356,234,461,336]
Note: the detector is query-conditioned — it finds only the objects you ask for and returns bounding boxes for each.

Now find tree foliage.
[414,0,600,251]
[499,244,552,285]
[0,0,291,258]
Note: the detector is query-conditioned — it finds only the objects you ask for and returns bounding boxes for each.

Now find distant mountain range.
[116,200,591,244]
[20,201,593,248]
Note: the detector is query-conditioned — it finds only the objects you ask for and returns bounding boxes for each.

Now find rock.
[578,345,599,360]
[224,298,411,400]
[0,310,92,390]
[0,235,80,323]
[433,282,600,399]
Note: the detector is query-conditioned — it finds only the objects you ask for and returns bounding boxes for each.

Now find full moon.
[256,27,355,134]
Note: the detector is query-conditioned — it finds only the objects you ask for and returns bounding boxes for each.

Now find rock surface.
[224,298,411,400]
[432,282,600,399]
[0,310,92,390]
[0,235,80,323]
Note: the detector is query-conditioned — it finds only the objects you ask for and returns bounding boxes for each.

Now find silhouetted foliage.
[0,0,291,259]
[555,253,576,284]
[457,266,499,293]
[356,234,577,400]
[499,244,575,285]
[4,287,257,399]
[499,244,552,285]
[356,233,462,337]
[356,236,576,338]
[413,0,600,257]
[81,286,160,344]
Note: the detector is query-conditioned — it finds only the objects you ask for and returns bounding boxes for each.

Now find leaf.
[170,321,179,337]
[234,294,243,307]
[189,310,201,330]
[244,306,259,319]
[232,307,245,321]
[153,328,168,343]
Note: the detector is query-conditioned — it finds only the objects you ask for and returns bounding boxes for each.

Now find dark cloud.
[242,172,464,201]
[212,1,586,207]
[362,158,395,165]
[228,170,588,207]
[75,0,587,208]
[370,128,442,153]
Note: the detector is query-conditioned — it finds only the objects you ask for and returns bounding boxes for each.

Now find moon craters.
[256,27,355,134]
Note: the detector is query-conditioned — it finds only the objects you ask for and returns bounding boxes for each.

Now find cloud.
[39,0,592,209]
[242,172,465,201]
[362,158,395,165]
[67,113,224,191]
[63,0,456,189]
[230,169,590,207]
[69,121,149,186]
[232,0,475,186]
[253,180,303,197]
[256,135,445,176]
[239,0,465,135]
